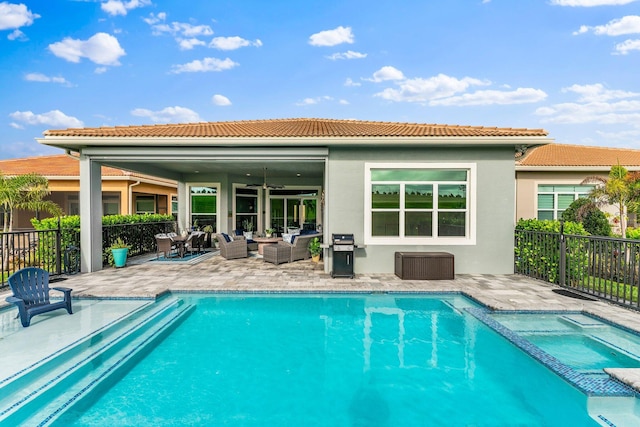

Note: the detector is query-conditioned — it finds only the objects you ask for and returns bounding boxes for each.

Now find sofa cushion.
[221,233,231,242]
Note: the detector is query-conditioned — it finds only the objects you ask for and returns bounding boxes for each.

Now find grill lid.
[332,234,354,244]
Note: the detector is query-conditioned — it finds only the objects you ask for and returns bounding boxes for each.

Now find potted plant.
[108,238,131,268]
[308,237,322,263]
[242,219,254,240]
[203,224,214,248]
[265,228,275,238]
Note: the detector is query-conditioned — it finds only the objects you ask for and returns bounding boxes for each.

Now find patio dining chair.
[156,234,177,259]
[5,267,73,327]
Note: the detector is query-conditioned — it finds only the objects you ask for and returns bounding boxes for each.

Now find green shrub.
[515,219,588,284]
[561,198,611,236]
[31,213,175,268]
[515,218,588,235]
[627,227,640,240]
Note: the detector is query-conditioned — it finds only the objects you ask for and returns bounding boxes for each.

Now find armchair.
[216,233,248,260]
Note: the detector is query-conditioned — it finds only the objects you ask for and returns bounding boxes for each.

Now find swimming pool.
[2,293,639,426]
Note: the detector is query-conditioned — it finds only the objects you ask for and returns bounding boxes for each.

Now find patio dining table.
[170,235,189,258]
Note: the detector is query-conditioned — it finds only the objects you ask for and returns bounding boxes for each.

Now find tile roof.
[0,154,137,177]
[44,118,548,138]
[517,144,640,167]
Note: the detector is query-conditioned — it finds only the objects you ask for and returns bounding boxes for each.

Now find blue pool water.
[52,295,600,426]
[490,313,640,372]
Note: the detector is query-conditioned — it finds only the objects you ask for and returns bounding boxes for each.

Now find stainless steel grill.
[331,233,355,278]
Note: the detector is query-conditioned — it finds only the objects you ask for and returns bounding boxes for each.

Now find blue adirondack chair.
[5,267,73,327]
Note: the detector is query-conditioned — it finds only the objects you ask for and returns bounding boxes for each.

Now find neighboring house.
[0,154,177,229]
[515,143,640,222]
[37,118,551,274]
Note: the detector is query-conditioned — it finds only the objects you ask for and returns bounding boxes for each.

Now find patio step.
[0,297,195,426]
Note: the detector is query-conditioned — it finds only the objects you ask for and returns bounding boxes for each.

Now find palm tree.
[0,172,63,269]
[581,164,640,238]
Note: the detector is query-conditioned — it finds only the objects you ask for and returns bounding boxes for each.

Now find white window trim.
[232,183,262,231]
[364,162,477,245]
[187,182,221,232]
[536,183,594,220]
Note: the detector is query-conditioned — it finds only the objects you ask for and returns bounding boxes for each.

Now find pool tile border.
[467,307,638,397]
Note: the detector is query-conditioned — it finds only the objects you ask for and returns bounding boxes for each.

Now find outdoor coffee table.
[252,236,283,255]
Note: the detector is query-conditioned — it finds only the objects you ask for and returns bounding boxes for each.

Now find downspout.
[65,149,80,160]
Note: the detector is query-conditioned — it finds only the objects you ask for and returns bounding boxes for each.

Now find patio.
[4,253,640,392]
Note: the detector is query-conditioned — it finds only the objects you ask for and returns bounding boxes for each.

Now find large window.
[190,186,217,231]
[234,187,259,231]
[365,164,475,245]
[537,184,594,220]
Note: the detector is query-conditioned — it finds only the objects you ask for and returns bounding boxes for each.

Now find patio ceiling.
[98,158,325,182]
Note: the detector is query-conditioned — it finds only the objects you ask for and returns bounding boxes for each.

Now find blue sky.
[1,0,640,159]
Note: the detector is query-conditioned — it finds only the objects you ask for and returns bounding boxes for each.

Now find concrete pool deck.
[3,251,640,392]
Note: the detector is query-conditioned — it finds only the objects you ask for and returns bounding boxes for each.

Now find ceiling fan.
[246,167,285,190]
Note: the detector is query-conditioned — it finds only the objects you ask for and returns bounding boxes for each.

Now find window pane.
[557,194,575,210]
[438,212,466,237]
[372,169,467,181]
[191,195,216,214]
[538,211,554,220]
[405,185,433,209]
[191,215,216,232]
[537,194,554,210]
[372,211,399,236]
[236,196,257,213]
[405,212,432,236]
[372,185,400,209]
[136,196,155,213]
[103,203,119,215]
[438,185,466,209]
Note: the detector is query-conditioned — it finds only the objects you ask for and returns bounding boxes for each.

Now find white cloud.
[339,99,349,105]
[309,26,354,47]
[143,12,166,25]
[209,36,262,50]
[130,106,202,123]
[144,13,216,49]
[430,88,547,106]
[344,78,361,87]
[9,110,84,128]
[535,83,640,126]
[24,72,70,85]
[212,94,231,106]
[374,73,490,103]
[170,57,238,74]
[95,67,108,74]
[552,0,637,5]
[573,15,640,36]
[615,38,640,54]
[326,50,367,60]
[177,37,206,50]
[101,0,151,16]
[295,96,334,106]
[562,83,639,102]
[0,2,40,31]
[367,66,405,82]
[48,32,126,66]
[146,14,213,37]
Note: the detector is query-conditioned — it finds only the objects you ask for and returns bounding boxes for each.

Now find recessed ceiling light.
[195,170,199,173]
[246,173,251,176]
[296,173,301,177]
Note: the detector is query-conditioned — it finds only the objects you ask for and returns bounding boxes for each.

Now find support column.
[177,181,188,233]
[79,155,103,272]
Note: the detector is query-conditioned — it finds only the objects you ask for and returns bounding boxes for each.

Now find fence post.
[55,217,62,275]
[559,220,566,287]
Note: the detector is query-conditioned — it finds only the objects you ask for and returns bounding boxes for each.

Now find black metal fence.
[1,221,176,287]
[515,229,640,310]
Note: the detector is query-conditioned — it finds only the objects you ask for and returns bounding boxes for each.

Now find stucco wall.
[515,171,608,220]
[326,146,516,275]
